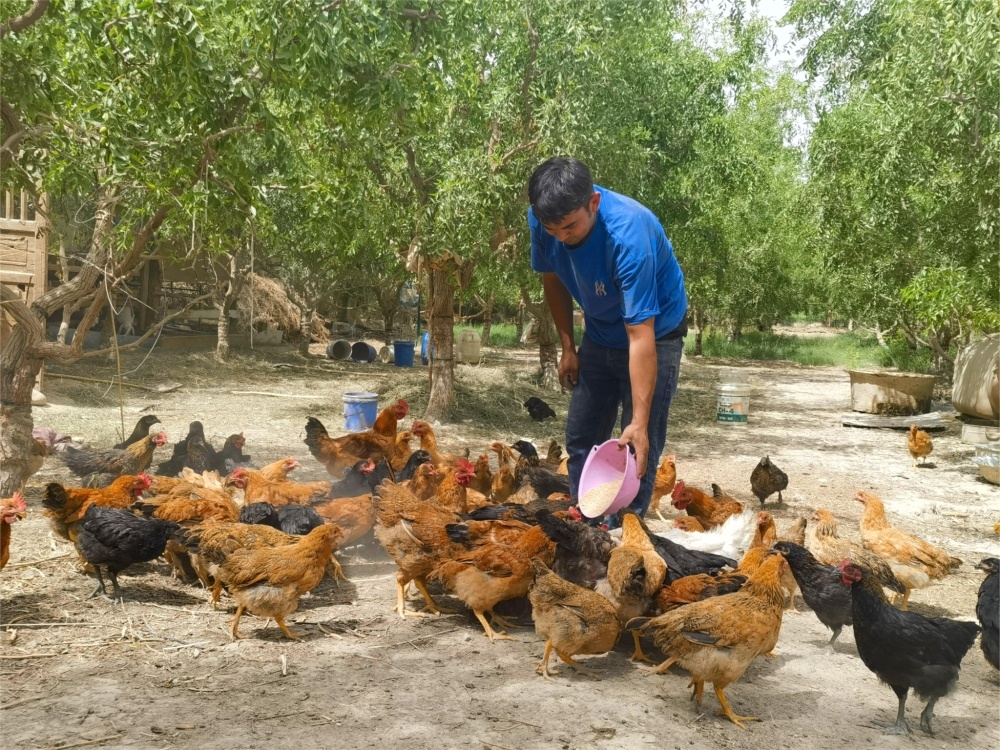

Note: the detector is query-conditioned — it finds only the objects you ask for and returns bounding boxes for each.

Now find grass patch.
[455,323,585,348]
[686,330,933,372]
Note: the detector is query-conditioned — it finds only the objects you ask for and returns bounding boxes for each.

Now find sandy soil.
[2,342,999,750]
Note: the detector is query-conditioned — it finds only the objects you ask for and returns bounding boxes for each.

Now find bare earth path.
[2,346,998,750]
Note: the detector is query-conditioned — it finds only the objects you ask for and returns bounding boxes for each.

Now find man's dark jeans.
[566,334,684,519]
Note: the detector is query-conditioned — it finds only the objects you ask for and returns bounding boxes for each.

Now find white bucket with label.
[717,383,751,424]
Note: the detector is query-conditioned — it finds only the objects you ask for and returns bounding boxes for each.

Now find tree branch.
[0,0,50,39]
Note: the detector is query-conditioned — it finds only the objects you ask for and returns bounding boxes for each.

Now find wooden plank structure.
[0,190,47,304]
[840,410,948,431]
[0,190,48,391]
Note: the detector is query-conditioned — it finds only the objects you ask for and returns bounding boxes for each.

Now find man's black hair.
[528,157,594,225]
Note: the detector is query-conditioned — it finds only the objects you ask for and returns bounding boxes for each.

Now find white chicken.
[654,509,756,562]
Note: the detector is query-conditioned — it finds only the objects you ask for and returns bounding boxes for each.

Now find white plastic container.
[717,384,751,424]
[456,330,482,364]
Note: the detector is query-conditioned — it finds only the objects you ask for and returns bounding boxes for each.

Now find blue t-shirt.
[529,186,687,350]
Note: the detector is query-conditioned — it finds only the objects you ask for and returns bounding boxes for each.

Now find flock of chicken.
[0,404,996,735]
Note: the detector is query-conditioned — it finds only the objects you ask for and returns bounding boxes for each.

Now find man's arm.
[618,318,657,477]
[542,272,579,389]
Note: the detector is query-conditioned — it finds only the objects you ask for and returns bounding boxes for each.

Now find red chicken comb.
[137,473,153,484]
[670,480,685,499]
[360,459,377,474]
[397,399,409,411]
[9,492,26,510]
[456,458,475,473]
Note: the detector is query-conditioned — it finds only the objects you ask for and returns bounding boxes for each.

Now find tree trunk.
[0,323,44,496]
[216,304,231,360]
[521,287,559,390]
[298,305,315,356]
[515,302,524,344]
[480,290,495,347]
[425,266,456,421]
[693,306,705,356]
[379,283,402,343]
[729,316,743,343]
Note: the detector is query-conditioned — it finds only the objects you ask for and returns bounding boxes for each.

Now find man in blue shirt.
[528,157,687,519]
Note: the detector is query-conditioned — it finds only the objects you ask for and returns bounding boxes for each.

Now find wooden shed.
[0,190,47,304]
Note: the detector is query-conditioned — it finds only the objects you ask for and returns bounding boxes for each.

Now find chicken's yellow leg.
[641,656,677,675]
[629,630,654,663]
[535,640,558,678]
[230,604,245,640]
[275,616,303,640]
[412,578,456,615]
[473,609,516,642]
[690,680,705,706]
[555,649,602,680]
[714,685,759,729]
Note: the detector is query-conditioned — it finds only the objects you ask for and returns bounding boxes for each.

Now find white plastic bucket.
[717,384,751,424]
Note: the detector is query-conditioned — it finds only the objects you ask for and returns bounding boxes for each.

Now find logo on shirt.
[594,280,607,296]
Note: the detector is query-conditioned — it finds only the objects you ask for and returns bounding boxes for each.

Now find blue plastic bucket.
[343,392,379,431]
[351,341,377,363]
[420,332,434,365]
[394,340,415,368]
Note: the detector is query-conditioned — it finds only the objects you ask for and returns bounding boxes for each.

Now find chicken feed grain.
[579,479,623,517]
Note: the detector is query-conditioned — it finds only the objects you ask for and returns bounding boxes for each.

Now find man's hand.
[618,422,649,478]
[558,348,579,390]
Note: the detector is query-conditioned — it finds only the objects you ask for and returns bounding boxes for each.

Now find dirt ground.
[2,338,999,750]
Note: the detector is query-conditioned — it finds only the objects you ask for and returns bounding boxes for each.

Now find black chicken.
[113,415,160,450]
[239,502,281,529]
[277,505,325,535]
[535,508,613,590]
[843,560,980,735]
[395,450,432,482]
[183,421,216,474]
[523,397,556,421]
[773,541,852,645]
[750,456,788,505]
[630,512,736,583]
[76,506,179,602]
[975,557,999,670]
[214,433,251,475]
[510,443,570,497]
[464,497,576,525]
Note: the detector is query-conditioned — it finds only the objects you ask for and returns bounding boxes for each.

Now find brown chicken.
[543,441,564,467]
[671,481,743,530]
[433,459,476,514]
[230,465,327,506]
[629,552,786,729]
[373,481,462,617]
[412,421,465,467]
[653,571,747,615]
[742,512,800,613]
[217,524,343,639]
[134,487,242,580]
[60,432,168,480]
[490,464,516,503]
[310,494,376,546]
[429,522,555,642]
[256,457,303,482]
[405,462,441,501]
[596,512,668,662]
[1,493,27,570]
[673,516,706,533]
[304,399,408,475]
[648,454,677,521]
[469,454,493,497]
[805,508,906,598]
[390,430,415,472]
[907,425,933,467]
[529,558,620,679]
[180,522,300,607]
[856,491,961,609]
[44,474,153,546]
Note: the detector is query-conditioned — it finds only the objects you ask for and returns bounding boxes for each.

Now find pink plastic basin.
[578,439,640,518]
